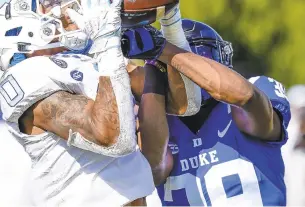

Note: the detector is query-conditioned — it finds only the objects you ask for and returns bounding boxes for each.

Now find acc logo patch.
[50,57,68,68]
[70,70,83,81]
[168,142,179,155]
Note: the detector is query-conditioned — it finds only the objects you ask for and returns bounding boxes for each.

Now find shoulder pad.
[248,76,291,127]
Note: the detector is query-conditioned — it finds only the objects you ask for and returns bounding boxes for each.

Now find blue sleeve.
[248,76,291,146]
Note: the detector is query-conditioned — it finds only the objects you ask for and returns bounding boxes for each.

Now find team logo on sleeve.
[50,57,68,68]
[70,70,83,81]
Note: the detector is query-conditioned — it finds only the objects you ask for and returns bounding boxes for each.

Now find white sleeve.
[48,54,137,157]
[67,70,137,157]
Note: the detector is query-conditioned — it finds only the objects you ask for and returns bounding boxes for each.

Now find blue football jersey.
[157,76,291,206]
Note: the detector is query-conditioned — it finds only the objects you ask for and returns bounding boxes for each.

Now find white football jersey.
[0,54,154,206]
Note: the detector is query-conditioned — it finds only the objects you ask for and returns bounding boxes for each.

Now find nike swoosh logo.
[218,120,232,138]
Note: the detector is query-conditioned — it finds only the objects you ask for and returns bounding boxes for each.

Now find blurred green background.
[170,0,305,88]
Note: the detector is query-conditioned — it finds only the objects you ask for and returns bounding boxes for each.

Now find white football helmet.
[0,0,89,70]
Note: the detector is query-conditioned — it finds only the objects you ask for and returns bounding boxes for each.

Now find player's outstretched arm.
[122,25,287,141]
[30,0,136,157]
[138,63,173,185]
[25,79,123,147]
[158,42,282,141]
[121,25,281,141]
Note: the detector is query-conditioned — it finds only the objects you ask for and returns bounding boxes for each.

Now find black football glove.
[121,25,166,60]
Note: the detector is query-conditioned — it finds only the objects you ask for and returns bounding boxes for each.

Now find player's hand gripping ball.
[121,25,166,60]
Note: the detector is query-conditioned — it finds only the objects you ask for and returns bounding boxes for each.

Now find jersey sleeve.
[248,76,291,146]
[47,54,100,100]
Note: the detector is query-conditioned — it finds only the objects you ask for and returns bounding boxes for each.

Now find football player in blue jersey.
[123,10,291,206]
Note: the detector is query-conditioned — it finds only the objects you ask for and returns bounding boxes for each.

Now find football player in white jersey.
[0,0,156,206]
[0,0,203,205]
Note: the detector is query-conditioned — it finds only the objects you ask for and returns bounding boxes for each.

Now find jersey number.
[164,159,263,206]
[248,76,287,99]
[267,78,287,99]
[0,75,24,107]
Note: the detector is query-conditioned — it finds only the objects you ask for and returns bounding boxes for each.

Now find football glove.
[67,0,122,55]
[121,25,166,60]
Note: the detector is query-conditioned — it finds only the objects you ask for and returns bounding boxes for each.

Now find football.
[121,0,179,28]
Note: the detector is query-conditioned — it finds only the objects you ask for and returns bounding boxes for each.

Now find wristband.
[143,64,166,95]
[145,59,167,73]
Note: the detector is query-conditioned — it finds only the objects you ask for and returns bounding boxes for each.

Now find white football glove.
[67,0,126,76]
[67,0,122,55]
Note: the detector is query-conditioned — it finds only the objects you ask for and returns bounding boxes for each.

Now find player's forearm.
[166,65,189,115]
[139,94,171,185]
[159,42,254,107]
[128,64,145,103]
[138,65,171,185]
[89,47,137,154]
[231,87,281,140]
[158,43,281,140]
[90,76,120,146]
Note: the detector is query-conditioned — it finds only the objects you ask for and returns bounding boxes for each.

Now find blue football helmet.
[182,19,233,68]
